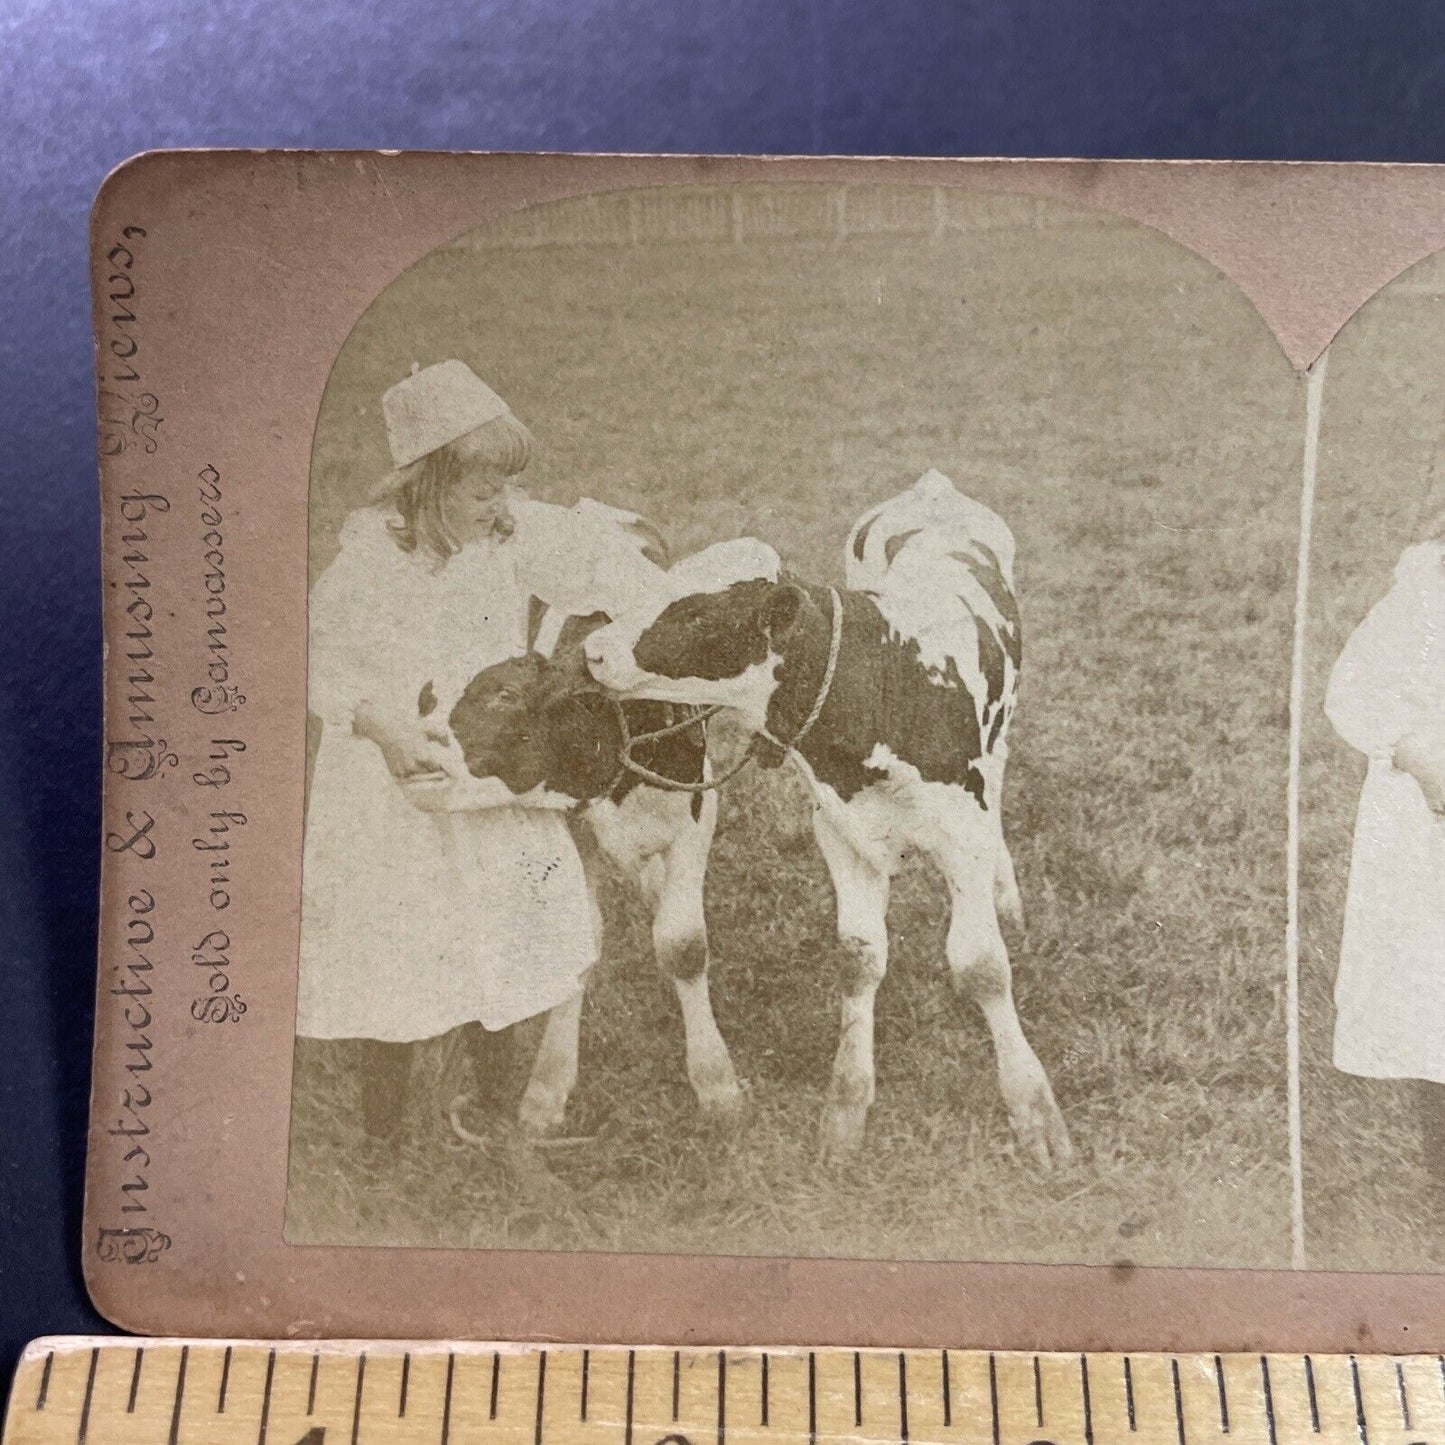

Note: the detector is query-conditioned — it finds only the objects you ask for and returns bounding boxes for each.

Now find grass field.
[1298,251,1445,1274]
[288,188,1305,1269]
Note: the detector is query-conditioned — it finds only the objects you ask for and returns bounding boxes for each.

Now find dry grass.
[288,191,1307,1268]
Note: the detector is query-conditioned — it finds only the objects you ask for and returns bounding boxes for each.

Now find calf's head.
[585,538,808,720]
[447,635,625,802]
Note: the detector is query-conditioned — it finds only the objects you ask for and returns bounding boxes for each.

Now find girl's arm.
[354,700,457,779]
[400,753,578,813]
[1393,726,1445,814]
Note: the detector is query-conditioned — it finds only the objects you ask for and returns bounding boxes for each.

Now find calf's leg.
[515,830,605,1136]
[982,745,1024,932]
[993,840,1024,933]
[642,835,743,1117]
[937,834,1071,1169]
[518,985,585,1135]
[813,808,891,1158]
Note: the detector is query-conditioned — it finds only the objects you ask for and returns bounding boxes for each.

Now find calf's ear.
[764,582,807,640]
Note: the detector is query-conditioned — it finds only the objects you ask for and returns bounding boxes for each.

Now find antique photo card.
[288,188,1299,1269]
[86,152,1445,1348]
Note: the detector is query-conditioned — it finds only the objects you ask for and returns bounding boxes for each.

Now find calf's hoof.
[997,895,1026,935]
[693,1063,747,1116]
[819,1100,869,1161]
[698,1083,747,1120]
[1002,1074,1074,1170]
[518,1083,570,1137]
[695,1079,749,1144]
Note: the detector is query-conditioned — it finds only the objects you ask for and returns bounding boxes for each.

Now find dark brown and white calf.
[585,470,1071,1164]
[445,611,742,1132]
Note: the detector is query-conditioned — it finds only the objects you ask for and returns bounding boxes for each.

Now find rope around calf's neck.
[607,701,756,795]
[611,585,843,795]
[758,584,843,755]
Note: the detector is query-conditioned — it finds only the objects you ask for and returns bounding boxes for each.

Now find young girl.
[298,361,606,1141]
[1324,506,1445,1204]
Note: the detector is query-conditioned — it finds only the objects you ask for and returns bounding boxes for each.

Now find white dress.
[1324,541,1445,1084]
[296,507,599,1041]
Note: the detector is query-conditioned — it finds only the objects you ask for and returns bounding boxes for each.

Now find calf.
[585,470,1071,1165]
[446,610,743,1132]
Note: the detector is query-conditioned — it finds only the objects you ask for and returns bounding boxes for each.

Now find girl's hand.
[1394,729,1445,816]
[354,701,456,780]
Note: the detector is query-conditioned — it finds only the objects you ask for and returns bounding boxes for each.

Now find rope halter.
[613,585,844,795]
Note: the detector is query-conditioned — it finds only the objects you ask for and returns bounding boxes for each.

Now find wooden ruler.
[4,1340,1441,1445]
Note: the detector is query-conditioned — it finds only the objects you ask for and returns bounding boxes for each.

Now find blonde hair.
[387,412,534,560]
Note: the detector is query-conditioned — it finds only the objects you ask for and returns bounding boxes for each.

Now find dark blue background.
[4,0,1445,1388]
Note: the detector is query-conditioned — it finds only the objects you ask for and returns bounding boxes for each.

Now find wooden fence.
[456,183,1126,251]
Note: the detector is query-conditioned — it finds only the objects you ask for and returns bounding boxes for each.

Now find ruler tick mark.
[1305,1356,1321,1433]
[899,1351,910,1445]
[672,1350,681,1422]
[490,1351,501,1420]
[1081,1354,1095,1445]
[1261,1357,1278,1445]
[939,1350,949,1430]
[1124,1357,1137,1433]
[219,1345,233,1412]
[717,1350,727,1445]
[1349,1356,1368,1445]
[989,1353,1000,1445]
[1172,1358,1187,1445]
[1215,1354,1231,1433]
[76,1346,99,1445]
[581,1349,590,1422]
[168,1345,190,1445]
[440,1353,455,1445]
[351,1353,367,1445]
[35,1350,54,1411]
[1395,1361,1410,1429]
[127,1346,144,1413]
[308,1352,320,1416]
[349,1352,367,1445]
[808,1351,817,1445]
[761,1352,769,1427]
[535,1350,548,1445]
[625,1351,635,1445]
[257,1349,276,1445]
[399,1353,410,1418]
[1034,1355,1044,1428]
[855,1350,864,1428]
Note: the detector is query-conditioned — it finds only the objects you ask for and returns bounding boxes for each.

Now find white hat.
[381,360,512,469]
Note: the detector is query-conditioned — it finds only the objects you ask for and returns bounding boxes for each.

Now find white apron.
[296,508,598,1041]
[1324,541,1445,1084]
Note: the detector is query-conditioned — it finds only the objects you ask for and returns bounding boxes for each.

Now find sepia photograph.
[1299,246,1445,1274]
[285,182,1305,1268]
